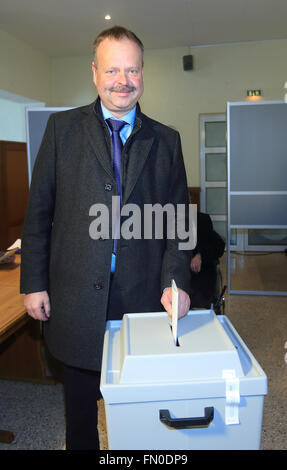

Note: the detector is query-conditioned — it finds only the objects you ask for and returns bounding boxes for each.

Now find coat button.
[104,183,113,191]
[94,283,103,290]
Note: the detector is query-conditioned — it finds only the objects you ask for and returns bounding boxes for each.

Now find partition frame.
[26,107,73,184]
[227,100,287,296]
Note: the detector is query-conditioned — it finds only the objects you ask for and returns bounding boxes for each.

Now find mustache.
[109,85,136,93]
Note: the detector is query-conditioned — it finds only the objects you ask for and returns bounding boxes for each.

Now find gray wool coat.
[20,98,191,371]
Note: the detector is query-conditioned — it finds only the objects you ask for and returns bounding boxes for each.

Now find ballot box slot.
[169,324,180,347]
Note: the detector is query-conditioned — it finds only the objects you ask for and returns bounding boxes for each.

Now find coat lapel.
[81,101,155,202]
[123,119,155,204]
[82,102,114,179]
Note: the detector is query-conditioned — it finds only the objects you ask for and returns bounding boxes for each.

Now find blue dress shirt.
[101,103,136,272]
[101,103,136,145]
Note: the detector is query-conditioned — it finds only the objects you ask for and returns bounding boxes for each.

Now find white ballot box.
[100,310,267,450]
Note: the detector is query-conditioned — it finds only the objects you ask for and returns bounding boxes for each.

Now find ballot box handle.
[159,407,214,429]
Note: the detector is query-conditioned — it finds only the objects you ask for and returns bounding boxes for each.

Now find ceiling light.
[105,14,111,20]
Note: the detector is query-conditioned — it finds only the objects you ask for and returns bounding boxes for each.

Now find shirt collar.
[100,102,136,129]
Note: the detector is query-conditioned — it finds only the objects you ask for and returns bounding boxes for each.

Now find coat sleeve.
[20,114,56,294]
[160,132,192,295]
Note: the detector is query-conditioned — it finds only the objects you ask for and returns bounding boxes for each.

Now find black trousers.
[63,364,102,450]
[62,274,122,450]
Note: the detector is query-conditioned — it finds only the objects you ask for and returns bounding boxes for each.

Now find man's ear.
[92,61,97,87]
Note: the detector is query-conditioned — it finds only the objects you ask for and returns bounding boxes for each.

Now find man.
[20,26,191,450]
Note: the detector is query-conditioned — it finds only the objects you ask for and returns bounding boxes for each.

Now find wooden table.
[0,255,55,444]
[0,255,28,343]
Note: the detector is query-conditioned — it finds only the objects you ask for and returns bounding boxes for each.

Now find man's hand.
[24,291,50,321]
[190,253,202,273]
[161,287,190,320]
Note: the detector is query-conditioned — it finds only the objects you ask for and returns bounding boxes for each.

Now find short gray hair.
[93,25,144,67]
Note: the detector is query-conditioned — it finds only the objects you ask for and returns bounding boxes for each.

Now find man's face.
[92,37,144,118]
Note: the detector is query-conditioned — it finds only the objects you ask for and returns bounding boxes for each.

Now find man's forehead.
[96,37,143,63]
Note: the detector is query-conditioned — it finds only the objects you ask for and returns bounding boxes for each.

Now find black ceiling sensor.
[183,55,193,71]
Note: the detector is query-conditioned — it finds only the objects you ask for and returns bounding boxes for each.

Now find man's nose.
[117,71,129,85]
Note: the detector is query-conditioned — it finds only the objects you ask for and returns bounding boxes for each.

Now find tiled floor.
[0,251,286,450]
[229,251,287,292]
[221,251,287,450]
[224,294,287,450]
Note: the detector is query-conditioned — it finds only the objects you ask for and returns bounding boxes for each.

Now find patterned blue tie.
[106,118,126,254]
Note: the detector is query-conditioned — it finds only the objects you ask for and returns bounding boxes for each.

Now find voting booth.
[100,310,267,450]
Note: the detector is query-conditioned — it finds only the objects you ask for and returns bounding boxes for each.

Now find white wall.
[0,28,51,104]
[51,55,95,107]
[0,90,45,142]
[140,40,287,186]
[0,29,48,142]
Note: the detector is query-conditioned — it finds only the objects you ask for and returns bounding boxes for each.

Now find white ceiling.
[1,0,287,57]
